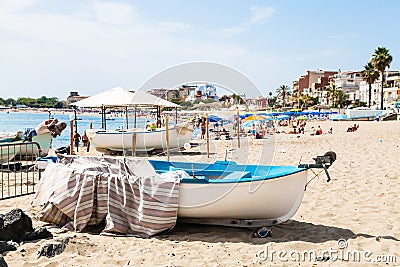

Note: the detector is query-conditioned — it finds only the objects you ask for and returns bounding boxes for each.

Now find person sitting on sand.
[347,124,359,132]
[287,128,297,134]
[327,127,333,134]
[310,126,316,136]
[315,125,323,135]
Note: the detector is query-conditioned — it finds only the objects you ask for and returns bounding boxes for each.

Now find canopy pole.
[131,132,136,157]
[74,108,78,134]
[74,108,79,153]
[70,120,74,155]
[101,106,105,130]
[166,116,170,161]
[175,107,178,126]
[134,106,137,128]
[157,106,161,128]
[125,106,129,129]
[236,109,240,148]
[206,113,209,158]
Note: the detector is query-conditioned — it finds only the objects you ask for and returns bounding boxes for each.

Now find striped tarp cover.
[32,156,180,237]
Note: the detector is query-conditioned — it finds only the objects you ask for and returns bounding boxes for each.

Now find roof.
[72,87,179,108]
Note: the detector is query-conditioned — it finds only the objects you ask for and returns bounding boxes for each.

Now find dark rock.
[37,237,71,258]
[0,255,8,267]
[0,209,33,242]
[0,241,17,254]
[24,227,53,241]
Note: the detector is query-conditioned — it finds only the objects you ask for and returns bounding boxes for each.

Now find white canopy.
[72,87,179,108]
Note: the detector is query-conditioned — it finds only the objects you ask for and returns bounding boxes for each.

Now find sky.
[1,0,399,100]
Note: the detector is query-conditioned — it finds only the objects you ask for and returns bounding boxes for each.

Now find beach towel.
[32,156,180,238]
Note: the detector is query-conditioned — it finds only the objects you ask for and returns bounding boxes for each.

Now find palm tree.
[372,47,393,110]
[325,85,337,107]
[300,94,313,109]
[336,90,345,108]
[361,61,380,108]
[276,85,291,107]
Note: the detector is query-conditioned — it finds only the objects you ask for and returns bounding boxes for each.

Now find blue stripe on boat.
[149,160,307,184]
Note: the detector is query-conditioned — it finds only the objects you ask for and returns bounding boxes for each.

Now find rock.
[0,255,8,267]
[37,237,71,258]
[0,241,17,254]
[24,227,53,241]
[0,209,33,242]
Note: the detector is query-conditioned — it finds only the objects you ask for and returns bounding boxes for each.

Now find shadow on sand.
[157,220,399,245]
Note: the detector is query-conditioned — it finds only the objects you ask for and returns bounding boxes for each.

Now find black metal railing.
[0,142,42,200]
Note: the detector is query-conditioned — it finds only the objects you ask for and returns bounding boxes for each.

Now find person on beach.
[200,118,206,139]
[315,125,323,135]
[74,131,81,149]
[82,130,89,146]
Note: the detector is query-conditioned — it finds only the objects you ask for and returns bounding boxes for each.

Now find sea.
[0,111,147,149]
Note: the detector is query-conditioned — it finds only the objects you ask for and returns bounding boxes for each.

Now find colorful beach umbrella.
[242,115,266,121]
[296,115,308,120]
[275,115,290,120]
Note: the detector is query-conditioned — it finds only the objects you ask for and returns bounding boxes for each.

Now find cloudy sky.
[0,0,399,99]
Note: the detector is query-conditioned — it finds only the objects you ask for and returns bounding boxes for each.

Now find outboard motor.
[299,151,337,182]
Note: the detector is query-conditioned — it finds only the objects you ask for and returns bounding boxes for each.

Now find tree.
[325,85,337,107]
[276,85,291,107]
[300,94,313,109]
[336,90,345,108]
[361,61,380,108]
[372,47,393,110]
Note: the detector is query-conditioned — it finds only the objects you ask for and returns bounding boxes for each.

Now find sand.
[1,120,399,266]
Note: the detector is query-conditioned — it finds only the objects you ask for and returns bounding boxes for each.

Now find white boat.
[15,133,54,157]
[148,160,309,222]
[148,152,335,222]
[0,119,66,159]
[86,122,194,152]
[33,152,335,236]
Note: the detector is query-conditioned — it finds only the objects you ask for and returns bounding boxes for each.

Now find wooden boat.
[148,152,335,223]
[86,122,193,152]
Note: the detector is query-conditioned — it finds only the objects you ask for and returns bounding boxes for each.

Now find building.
[332,71,363,102]
[384,71,400,103]
[147,88,169,100]
[293,70,338,98]
[359,71,400,106]
[66,92,88,106]
[359,81,380,105]
[245,97,268,110]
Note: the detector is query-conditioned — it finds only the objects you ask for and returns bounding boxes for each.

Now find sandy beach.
[1,120,399,266]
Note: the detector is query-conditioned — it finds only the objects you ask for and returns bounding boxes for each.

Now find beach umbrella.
[242,115,266,122]
[208,115,222,122]
[296,116,308,120]
[275,115,290,120]
[242,120,262,127]
[240,114,253,119]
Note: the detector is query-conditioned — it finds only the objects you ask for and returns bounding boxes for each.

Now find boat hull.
[15,133,53,157]
[149,160,308,221]
[87,124,193,152]
[177,170,307,220]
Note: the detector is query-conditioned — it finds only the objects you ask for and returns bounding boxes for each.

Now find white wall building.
[333,71,362,102]
[359,81,380,104]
